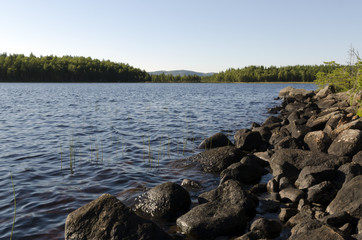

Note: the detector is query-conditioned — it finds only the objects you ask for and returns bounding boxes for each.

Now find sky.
[1,0,362,73]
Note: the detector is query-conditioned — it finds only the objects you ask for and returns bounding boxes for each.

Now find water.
[0,83,316,239]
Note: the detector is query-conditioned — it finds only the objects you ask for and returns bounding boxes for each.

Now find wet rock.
[328,129,362,157]
[65,193,172,240]
[177,180,253,238]
[198,132,233,149]
[134,182,190,220]
[307,181,337,205]
[295,165,336,189]
[187,146,245,173]
[234,129,263,152]
[304,130,332,153]
[257,199,280,214]
[327,175,362,218]
[181,179,201,191]
[279,207,298,222]
[270,149,349,183]
[250,217,283,239]
[249,183,267,194]
[279,186,305,203]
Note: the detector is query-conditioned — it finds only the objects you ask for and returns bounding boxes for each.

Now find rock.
[267,178,279,193]
[320,211,354,228]
[325,113,346,130]
[328,129,362,157]
[279,176,292,190]
[279,207,298,222]
[187,146,245,173]
[181,179,201,191]
[239,154,269,167]
[304,131,332,153]
[234,129,263,152]
[270,149,349,183]
[307,181,337,205]
[316,85,334,98]
[198,132,233,149]
[295,165,337,189]
[338,162,362,186]
[288,110,307,125]
[332,118,362,137]
[65,193,172,240]
[234,230,264,240]
[269,127,290,145]
[279,86,314,99]
[134,182,191,220]
[327,175,362,218]
[285,102,306,113]
[252,126,272,142]
[274,136,303,150]
[249,183,267,194]
[289,223,352,240]
[219,160,265,185]
[317,99,337,109]
[358,218,362,234]
[353,151,362,165]
[177,180,252,238]
[256,199,280,214]
[250,218,283,239]
[286,120,312,140]
[306,111,342,130]
[279,186,305,203]
[339,222,353,235]
[262,116,283,126]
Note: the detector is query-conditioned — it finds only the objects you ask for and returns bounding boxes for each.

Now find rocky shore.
[64,86,362,240]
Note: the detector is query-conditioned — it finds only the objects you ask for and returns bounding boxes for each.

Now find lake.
[0,83,316,239]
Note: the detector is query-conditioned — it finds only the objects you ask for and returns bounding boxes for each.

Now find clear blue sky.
[1,0,361,73]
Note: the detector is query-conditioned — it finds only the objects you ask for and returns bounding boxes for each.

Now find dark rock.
[219,160,265,185]
[181,179,201,191]
[339,222,353,235]
[134,182,191,220]
[279,176,292,190]
[320,211,354,228]
[65,193,172,240]
[250,217,283,238]
[177,180,253,238]
[279,86,314,99]
[295,165,337,189]
[307,181,337,205]
[327,175,362,218]
[304,130,332,153]
[285,102,306,113]
[286,120,312,140]
[249,183,267,194]
[290,223,353,240]
[279,186,305,203]
[332,118,362,137]
[187,146,245,173]
[288,111,307,125]
[274,136,303,150]
[353,151,362,165]
[328,129,362,157]
[234,230,264,240]
[270,149,349,183]
[306,111,342,130]
[267,178,279,193]
[234,129,263,152]
[198,132,233,149]
[262,116,283,126]
[279,207,299,222]
[325,113,346,130]
[268,105,283,114]
[252,126,272,142]
[269,127,290,145]
[316,85,334,98]
[338,162,362,186]
[240,154,269,167]
[358,218,362,234]
[256,199,280,214]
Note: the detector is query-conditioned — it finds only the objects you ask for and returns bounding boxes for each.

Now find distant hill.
[149,70,215,77]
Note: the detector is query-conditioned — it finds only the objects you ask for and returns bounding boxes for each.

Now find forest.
[0,53,338,83]
[0,53,150,82]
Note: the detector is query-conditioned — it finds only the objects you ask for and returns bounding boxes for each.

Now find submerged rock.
[198,132,233,149]
[133,182,191,220]
[65,193,172,240]
[234,129,263,152]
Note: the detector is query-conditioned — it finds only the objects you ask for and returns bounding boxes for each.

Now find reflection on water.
[0,83,315,239]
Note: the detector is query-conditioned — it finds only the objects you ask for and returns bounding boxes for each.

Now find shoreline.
[64,85,362,240]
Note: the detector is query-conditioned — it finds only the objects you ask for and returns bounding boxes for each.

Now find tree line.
[0,53,339,83]
[0,53,150,82]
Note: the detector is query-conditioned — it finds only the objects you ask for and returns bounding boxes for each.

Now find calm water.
[0,83,316,239]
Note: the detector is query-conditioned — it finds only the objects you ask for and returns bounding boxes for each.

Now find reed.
[69,138,75,174]
[10,173,16,240]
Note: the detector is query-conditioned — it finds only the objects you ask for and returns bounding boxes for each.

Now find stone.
[325,113,346,130]
[187,146,245,173]
[353,151,362,165]
[304,130,332,152]
[274,136,302,150]
[316,85,334,98]
[267,178,279,193]
[307,181,337,205]
[338,162,362,186]
[279,86,314,99]
[279,207,298,222]
[262,116,283,126]
[134,182,191,220]
[181,179,201,191]
[295,165,336,189]
[219,160,265,185]
[320,211,354,228]
[317,99,337,109]
[270,149,349,183]
[306,111,342,130]
[358,218,362,234]
[269,127,290,145]
[327,175,362,218]
[234,129,263,152]
[177,180,253,238]
[289,223,352,240]
[65,194,172,240]
[250,218,283,239]
[285,102,306,113]
[328,129,362,157]
[279,186,305,203]
[256,199,280,214]
[198,132,233,149]
[332,118,362,136]
[279,176,292,190]
[286,120,312,140]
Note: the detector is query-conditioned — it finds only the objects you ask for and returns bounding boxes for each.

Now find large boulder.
[198,132,233,149]
[332,118,362,137]
[250,218,282,239]
[133,182,191,220]
[304,131,332,153]
[307,181,337,205]
[286,121,312,140]
[289,223,353,240]
[316,85,334,99]
[65,194,172,240]
[274,136,303,150]
[295,165,337,189]
[187,146,245,173]
[328,129,362,157]
[327,175,362,218]
[279,86,314,99]
[234,129,263,152]
[270,149,349,183]
[177,180,254,238]
[306,111,342,130]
